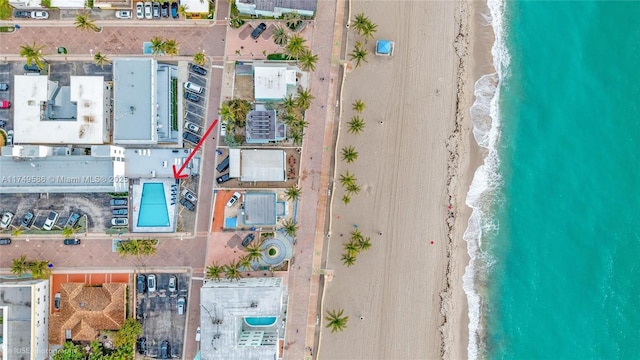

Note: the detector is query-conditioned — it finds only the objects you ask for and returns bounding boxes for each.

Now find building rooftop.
[245,108,286,144]
[253,66,296,101]
[124,148,196,178]
[13,75,107,145]
[240,149,286,182]
[182,0,209,13]
[243,192,277,225]
[238,0,316,13]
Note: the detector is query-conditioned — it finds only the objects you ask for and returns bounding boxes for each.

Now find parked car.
[0,238,11,245]
[110,198,128,206]
[161,1,169,17]
[183,91,200,102]
[147,274,157,292]
[179,198,196,211]
[226,192,241,207]
[111,218,128,226]
[66,212,81,228]
[182,189,197,203]
[63,238,81,245]
[184,121,201,134]
[23,64,39,72]
[171,1,178,18]
[0,119,5,128]
[54,293,61,310]
[136,274,146,293]
[177,297,185,315]
[1,212,14,229]
[184,82,204,94]
[251,23,267,39]
[0,100,10,109]
[195,327,201,342]
[168,275,177,292]
[115,10,132,18]
[14,10,30,18]
[183,131,201,144]
[160,340,171,359]
[216,155,230,173]
[220,122,227,137]
[112,208,128,216]
[216,173,231,184]
[242,233,255,247]
[137,337,147,355]
[21,211,34,228]
[0,83,8,91]
[43,211,58,230]
[136,2,144,19]
[152,2,160,18]
[144,1,152,19]
[189,63,207,75]
[31,11,49,19]
[6,130,13,145]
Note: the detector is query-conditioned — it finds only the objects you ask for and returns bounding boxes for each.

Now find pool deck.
[131,179,177,233]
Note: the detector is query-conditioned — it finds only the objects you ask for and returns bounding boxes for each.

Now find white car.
[0,212,14,230]
[220,122,227,137]
[43,211,58,231]
[184,121,201,134]
[111,218,128,226]
[136,2,144,19]
[31,11,49,19]
[115,10,132,19]
[147,274,157,292]
[144,2,152,19]
[177,297,185,315]
[182,189,198,203]
[7,130,13,145]
[226,192,241,207]
[184,82,204,94]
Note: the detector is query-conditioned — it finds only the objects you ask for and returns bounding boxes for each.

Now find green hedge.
[171,78,178,131]
[267,53,293,61]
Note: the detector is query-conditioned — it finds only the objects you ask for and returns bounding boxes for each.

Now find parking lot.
[136,272,190,359]
[182,63,210,146]
[0,193,129,233]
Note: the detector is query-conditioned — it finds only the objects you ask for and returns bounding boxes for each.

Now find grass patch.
[0,26,14,33]
[171,78,178,131]
[0,0,10,20]
[106,227,127,235]
[108,192,129,198]
[267,53,293,61]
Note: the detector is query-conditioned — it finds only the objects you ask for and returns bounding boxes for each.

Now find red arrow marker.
[173,118,219,179]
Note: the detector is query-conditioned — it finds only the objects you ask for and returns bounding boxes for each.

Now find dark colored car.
[21,211,34,228]
[216,173,231,184]
[171,1,178,18]
[242,233,255,247]
[14,11,30,18]
[183,131,201,144]
[0,120,5,127]
[0,238,11,245]
[54,293,61,310]
[251,23,267,39]
[216,155,230,173]
[183,91,200,102]
[189,63,207,76]
[24,63,40,72]
[112,208,128,216]
[137,274,146,293]
[63,238,81,245]
[137,337,147,355]
[66,212,81,228]
[161,1,169,17]
[110,198,128,206]
[160,340,171,359]
[179,198,196,211]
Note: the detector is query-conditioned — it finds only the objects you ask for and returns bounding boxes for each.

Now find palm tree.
[341,252,356,267]
[29,260,51,280]
[342,195,351,205]
[150,36,165,55]
[282,219,298,238]
[284,10,301,30]
[296,87,314,110]
[358,236,372,251]
[341,146,358,163]
[162,39,179,56]
[178,4,188,18]
[62,226,76,237]
[20,42,46,70]
[219,103,236,124]
[298,50,318,72]
[282,94,297,114]
[193,52,206,66]
[93,52,110,68]
[12,228,23,236]
[238,256,253,271]
[339,171,357,188]
[245,241,264,263]
[11,255,29,276]
[224,260,242,281]
[74,12,100,32]
[343,240,360,255]
[347,115,366,134]
[361,20,378,43]
[229,15,245,29]
[273,26,289,46]
[290,129,303,146]
[346,182,361,195]
[206,262,223,281]
[352,99,365,113]
[294,118,309,131]
[349,41,369,68]
[284,186,301,201]
[282,113,300,127]
[285,34,307,59]
[325,309,350,333]
[351,13,370,35]
[350,229,364,242]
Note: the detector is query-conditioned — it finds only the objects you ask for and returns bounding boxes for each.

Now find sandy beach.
[317,0,486,358]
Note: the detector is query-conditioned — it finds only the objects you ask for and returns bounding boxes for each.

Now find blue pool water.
[244,316,277,327]
[137,183,170,227]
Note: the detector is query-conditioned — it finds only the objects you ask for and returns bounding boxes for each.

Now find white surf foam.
[464,0,509,358]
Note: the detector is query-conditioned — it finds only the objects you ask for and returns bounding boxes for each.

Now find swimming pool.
[137,183,170,227]
[244,316,277,327]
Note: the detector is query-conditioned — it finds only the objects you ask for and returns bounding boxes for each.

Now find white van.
[184,82,203,94]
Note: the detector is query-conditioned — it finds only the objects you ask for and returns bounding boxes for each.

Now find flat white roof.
[13,75,106,145]
[254,67,290,100]
[241,149,285,182]
[51,0,85,8]
[183,0,209,13]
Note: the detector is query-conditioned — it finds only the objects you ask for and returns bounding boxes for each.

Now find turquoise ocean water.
[465,1,640,358]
